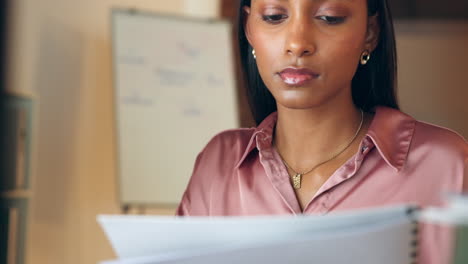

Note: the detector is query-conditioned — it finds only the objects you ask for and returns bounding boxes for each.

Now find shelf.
[0,190,32,199]
[2,89,37,99]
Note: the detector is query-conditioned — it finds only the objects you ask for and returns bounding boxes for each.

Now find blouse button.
[361,145,368,153]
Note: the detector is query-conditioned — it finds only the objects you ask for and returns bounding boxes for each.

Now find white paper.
[98,205,417,264]
[101,216,414,264]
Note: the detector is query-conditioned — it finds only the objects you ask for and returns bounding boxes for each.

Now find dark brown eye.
[262,14,288,24]
[316,16,346,25]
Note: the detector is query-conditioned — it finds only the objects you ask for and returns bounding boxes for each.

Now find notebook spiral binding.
[407,206,421,264]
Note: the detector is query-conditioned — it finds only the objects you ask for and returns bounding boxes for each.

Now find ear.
[364,14,380,52]
[243,6,254,47]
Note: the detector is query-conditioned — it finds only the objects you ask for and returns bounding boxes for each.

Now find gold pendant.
[292,173,302,189]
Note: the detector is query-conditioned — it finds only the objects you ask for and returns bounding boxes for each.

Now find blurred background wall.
[3,0,467,264]
[396,21,468,137]
[6,1,219,264]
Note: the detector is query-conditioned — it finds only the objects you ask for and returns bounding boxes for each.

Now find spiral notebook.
[98,205,419,264]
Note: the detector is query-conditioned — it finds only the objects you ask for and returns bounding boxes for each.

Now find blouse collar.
[235,106,416,172]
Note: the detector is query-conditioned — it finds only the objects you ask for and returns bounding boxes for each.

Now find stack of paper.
[98,205,418,264]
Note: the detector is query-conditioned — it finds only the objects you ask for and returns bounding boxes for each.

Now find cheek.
[252,32,281,65]
[321,31,366,78]
[250,32,284,84]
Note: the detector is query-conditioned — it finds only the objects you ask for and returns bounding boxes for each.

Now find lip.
[278,67,320,86]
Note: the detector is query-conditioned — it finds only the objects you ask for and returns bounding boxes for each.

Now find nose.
[285,20,316,58]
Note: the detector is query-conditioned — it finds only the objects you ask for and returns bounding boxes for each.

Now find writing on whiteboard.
[121,90,153,106]
[206,73,225,87]
[118,55,146,65]
[177,42,200,59]
[182,106,202,117]
[154,67,195,87]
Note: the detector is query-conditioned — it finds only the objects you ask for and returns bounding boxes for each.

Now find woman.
[177,0,468,263]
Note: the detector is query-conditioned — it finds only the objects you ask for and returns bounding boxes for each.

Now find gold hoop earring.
[252,49,257,59]
[360,50,371,65]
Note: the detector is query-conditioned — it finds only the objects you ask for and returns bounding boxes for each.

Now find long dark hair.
[237,0,399,125]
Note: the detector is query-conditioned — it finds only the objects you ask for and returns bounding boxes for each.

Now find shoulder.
[176,128,257,216]
[198,128,257,165]
[409,120,467,191]
[193,127,257,173]
[411,120,468,193]
[203,128,256,153]
[412,120,468,159]
[369,107,467,166]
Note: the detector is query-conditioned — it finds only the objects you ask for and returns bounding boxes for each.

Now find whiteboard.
[111,10,239,206]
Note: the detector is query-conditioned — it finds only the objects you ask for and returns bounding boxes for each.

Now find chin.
[275,97,326,110]
[272,82,349,111]
[272,88,326,109]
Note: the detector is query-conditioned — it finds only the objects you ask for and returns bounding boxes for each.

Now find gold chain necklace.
[276,110,364,190]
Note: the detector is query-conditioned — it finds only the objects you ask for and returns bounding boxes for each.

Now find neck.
[274,101,366,172]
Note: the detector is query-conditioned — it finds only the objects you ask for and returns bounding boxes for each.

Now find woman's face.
[244,0,379,110]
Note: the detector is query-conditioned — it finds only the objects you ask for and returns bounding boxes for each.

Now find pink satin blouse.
[176,106,468,264]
